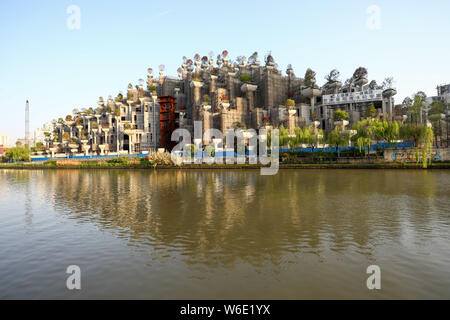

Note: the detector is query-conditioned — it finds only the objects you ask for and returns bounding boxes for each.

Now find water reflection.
[3,169,444,268]
[1,169,449,299]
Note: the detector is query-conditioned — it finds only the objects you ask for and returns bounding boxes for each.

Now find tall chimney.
[25,100,30,147]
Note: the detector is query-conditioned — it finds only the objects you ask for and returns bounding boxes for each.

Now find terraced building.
[37,51,396,157]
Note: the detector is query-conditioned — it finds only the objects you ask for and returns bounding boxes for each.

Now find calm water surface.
[0,169,449,299]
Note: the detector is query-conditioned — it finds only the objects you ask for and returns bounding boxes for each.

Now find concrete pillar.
[190,80,203,121]
[210,75,217,93]
[301,87,322,122]
[76,126,83,139]
[202,105,212,145]
[179,111,185,128]
[288,109,296,134]
[227,72,236,101]
[210,75,218,110]
[116,121,120,154]
[104,129,109,145]
[82,144,90,156]
[220,103,230,137]
[129,134,134,154]
[241,84,258,111]
[49,148,57,158]
[193,138,202,163]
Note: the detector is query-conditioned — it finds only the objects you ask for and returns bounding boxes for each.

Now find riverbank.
[1,162,450,170]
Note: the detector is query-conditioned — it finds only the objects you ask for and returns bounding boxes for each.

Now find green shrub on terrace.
[285,99,295,108]
[240,74,253,83]
[334,109,350,121]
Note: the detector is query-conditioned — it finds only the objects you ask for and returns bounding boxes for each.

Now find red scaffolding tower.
[158,96,177,151]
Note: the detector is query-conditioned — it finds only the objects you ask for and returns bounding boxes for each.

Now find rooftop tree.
[324,69,340,83]
[352,67,368,81]
[248,52,258,64]
[304,68,316,88]
[381,77,395,90]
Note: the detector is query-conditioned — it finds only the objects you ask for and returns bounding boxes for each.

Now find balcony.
[323,89,384,106]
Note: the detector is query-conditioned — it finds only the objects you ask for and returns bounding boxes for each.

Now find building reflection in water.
[2,169,447,268]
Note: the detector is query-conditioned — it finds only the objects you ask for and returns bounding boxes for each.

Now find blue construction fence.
[29,142,413,162]
[279,142,413,153]
[179,142,414,158]
[29,153,148,162]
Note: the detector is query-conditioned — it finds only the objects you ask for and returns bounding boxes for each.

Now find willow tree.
[327,127,349,157]
[400,123,434,168]
[302,125,323,153]
[351,119,372,155]
[421,126,434,168]
[5,147,31,162]
[279,125,290,148]
[368,119,400,148]
[288,126,304,150]
[408,91,427,124]
[380,120,400,148]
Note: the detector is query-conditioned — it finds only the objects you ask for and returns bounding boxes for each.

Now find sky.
[1,0,449,144]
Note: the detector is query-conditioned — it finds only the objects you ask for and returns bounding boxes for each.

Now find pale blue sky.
[1,0,449,143]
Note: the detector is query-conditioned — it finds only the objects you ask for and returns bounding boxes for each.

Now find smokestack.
[25,100,30,147]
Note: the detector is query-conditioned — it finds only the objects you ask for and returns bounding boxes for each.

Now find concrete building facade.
[37,51,397,157]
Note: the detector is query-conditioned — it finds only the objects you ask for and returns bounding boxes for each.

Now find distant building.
[15,138,34,148]
[427,83,450,105]
[321,88,396,130]
[0,134,9,147]
[437,84,450,98]
[34,122,54,146]
[424,83,450,119]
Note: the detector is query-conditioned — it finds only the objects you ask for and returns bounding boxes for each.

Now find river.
[0,169,449,299]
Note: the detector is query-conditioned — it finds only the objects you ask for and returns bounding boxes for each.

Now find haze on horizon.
[1,0,449,143]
